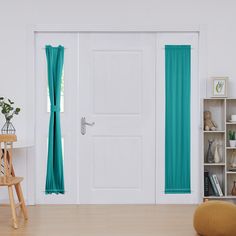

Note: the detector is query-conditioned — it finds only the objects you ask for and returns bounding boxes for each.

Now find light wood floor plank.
[0,205,198,236]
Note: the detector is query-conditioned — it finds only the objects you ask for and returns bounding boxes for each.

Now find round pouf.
[193,200,236,236]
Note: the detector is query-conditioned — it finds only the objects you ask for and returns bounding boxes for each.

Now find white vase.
[229,140,236,147]
[230,151,236,168]
[214,144,221,163]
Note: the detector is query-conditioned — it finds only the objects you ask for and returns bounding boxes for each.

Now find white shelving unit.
[203,98,236,201]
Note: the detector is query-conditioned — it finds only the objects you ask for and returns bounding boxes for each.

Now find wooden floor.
[0,205,198,236]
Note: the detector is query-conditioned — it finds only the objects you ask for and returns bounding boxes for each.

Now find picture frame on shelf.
[212,77,228,98]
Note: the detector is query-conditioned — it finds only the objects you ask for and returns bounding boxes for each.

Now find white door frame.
[26,25,207,205]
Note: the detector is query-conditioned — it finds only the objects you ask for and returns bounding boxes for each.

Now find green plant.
[0,97,20,122]
[229,130,235,140]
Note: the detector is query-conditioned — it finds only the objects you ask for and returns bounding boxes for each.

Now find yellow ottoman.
[193,201,236,236]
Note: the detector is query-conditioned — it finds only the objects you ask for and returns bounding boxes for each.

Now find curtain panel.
[165,45,191,194]
[45,45,65,194]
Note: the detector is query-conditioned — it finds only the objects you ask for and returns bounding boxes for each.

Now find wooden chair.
[0,134,28,229]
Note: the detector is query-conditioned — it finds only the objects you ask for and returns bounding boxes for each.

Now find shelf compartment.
[226,173,236,196]
[226,149,236,172]
[204,99,225,131]
[226,124,236,147]
[204,165,225,196]
[204,132,225,163]
[226,99,236,122]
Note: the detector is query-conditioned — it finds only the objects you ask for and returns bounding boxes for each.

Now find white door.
[35,33,78,204]
[78,33,156,204]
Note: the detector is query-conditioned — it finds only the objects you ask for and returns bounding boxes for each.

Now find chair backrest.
[0,135,17,178]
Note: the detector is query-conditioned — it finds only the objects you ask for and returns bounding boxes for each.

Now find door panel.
[78,33,156,204]
[93,137,141,189]
[93,50,142,114]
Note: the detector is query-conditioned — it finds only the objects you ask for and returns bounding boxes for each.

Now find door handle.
[81,117,95,135]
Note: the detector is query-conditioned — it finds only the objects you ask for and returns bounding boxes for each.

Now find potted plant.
[229,130,236,147]
[0,97,20,134]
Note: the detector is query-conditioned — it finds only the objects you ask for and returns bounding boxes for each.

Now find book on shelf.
[212,174,223,197]
[207,174,224,197]
[209,175,219,196]
[204,171,210,196]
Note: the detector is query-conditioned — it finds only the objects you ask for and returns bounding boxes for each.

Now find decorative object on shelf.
[228,114,236,123]
[214,143,221,163]
[228,130,236,147]
[204,111,217,131]
[0,97,20,134]
[231,181,236,196]
[212,77,228,97]
[229,150,236,171]
[206,139,214,163]
[1,122,15,134]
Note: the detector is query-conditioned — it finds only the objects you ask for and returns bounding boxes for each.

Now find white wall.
[0,0,235,204]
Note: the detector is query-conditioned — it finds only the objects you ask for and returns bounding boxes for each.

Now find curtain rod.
[42,48,68,49]
[162,47,194,49]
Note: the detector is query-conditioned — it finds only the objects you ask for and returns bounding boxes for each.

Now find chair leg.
[8,186,18,229]
[15,183,28,220]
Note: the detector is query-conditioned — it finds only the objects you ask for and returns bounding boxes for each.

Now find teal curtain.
[165,45,191,194]
[45,45,65,194]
